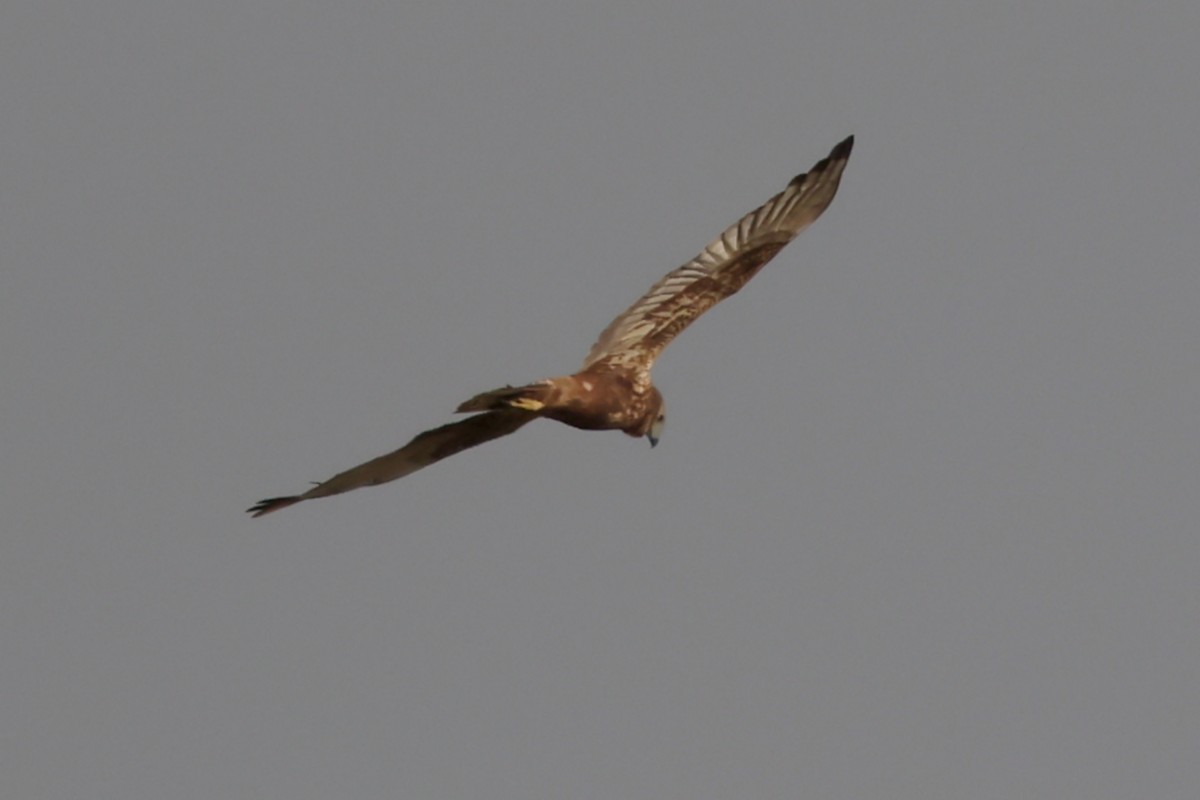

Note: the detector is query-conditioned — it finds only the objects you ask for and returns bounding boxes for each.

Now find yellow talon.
[509,397,545,411]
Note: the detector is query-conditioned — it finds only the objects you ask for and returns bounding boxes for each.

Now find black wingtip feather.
[247,495,303,518]
[788,136,854,188]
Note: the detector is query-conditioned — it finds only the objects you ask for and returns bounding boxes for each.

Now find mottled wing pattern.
[247,410,537,516]
[583,136,853,371]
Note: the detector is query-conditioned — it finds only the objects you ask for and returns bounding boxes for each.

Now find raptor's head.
[646,387,665,448]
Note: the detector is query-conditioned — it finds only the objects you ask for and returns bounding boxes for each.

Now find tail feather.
[456,383,550,414]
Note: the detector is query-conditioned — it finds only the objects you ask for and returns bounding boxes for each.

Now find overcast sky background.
[3,2,1198,798]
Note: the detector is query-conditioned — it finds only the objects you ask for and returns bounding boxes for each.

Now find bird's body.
[456,368,663,437]
[249,136,853,517]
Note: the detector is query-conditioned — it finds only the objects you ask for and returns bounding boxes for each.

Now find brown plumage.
[248,136,853,517]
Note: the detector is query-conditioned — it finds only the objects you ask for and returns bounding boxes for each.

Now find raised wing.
[247,410,537,517]
[583,136,853,371]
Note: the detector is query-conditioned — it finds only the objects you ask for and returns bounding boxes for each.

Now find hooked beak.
[647,412,664,448]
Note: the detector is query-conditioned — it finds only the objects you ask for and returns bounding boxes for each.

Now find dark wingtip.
[788,136,855,187]
[247,495,303,518]
[818,135,855,169]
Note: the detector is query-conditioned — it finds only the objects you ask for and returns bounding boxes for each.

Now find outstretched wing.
[583,136,853,371]
[247,410,537,517]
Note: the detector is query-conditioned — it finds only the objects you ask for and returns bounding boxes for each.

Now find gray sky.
[2,1,1198,798]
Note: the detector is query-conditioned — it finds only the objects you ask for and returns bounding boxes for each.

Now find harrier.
[248,136,853,516]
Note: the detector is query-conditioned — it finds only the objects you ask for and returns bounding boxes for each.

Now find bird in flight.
[248,136,853,516]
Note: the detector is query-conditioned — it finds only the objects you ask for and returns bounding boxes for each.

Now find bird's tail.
[455,382,552,414]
